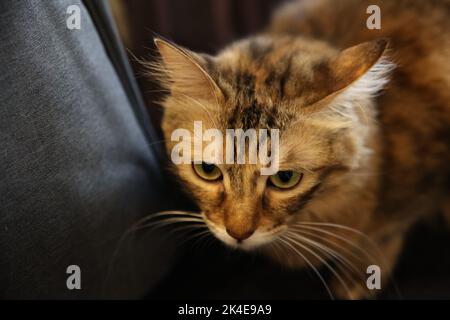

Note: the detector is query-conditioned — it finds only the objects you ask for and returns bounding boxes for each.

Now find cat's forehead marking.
[225,72,281,130]
[214,35,340,115]
[223,68,289,130]
[215,38,304,131]
[227,165,259,196]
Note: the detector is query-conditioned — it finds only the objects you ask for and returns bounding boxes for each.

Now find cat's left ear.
[153,38,223,104]
[309,39,395,111]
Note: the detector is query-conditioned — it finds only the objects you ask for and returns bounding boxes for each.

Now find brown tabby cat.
[149,0,450,299]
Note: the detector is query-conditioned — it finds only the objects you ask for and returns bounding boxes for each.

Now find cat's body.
[271,0,450,224]
[151,0,450,299]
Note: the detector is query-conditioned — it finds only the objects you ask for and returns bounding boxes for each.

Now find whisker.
[291,226,370,264]
[188,229,214,249]
[277,236,334,300]
[293,223,379,263]
[268,241,284,263]
[135,217,204,233]
[294,221,378,248]
[169,227,209,247]
[127,210,202,232]
[287,230,366,285]
[103,210,203,296]
[293,221,403,299]
[287,233,357,288]
[167,222,207,236]
[283,233,351,299]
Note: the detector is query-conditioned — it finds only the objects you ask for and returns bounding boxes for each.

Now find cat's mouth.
[203,214,286,250]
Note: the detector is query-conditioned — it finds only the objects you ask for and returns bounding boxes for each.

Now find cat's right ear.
[305,39,394,112]
[153,38,223,104]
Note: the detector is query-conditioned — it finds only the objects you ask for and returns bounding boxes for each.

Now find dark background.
[110,0,450,299]
[110,0,281,133]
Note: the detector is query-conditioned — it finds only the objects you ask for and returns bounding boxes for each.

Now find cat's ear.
[333,39,390,91]
[310,39,394,110]
[153,38,223,103]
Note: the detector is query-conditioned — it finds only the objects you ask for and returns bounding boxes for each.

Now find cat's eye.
[193,162,222,181]
[269,171,303,189]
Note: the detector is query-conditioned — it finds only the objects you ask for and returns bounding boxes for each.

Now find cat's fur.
[149,0,450,299]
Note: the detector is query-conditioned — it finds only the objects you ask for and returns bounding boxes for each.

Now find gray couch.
[0,0,177,299]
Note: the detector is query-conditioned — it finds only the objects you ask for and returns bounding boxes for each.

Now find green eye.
[269,171,303,189]
[193,162,222,181]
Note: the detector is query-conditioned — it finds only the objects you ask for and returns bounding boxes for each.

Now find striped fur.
[149,0,450,299]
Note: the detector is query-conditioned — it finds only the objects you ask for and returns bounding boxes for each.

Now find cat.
[148,0,450,299]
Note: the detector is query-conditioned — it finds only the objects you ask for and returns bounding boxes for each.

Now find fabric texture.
[0,0,175,298]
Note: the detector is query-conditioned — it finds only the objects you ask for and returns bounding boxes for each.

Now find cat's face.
[151,35,391,253]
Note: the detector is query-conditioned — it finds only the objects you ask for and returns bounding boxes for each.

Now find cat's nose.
[226,228,254,242]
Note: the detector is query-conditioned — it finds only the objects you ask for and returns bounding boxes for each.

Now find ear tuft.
[307,39,395,129]
[331,39,392,94]
[150,38,223,104]
[341,50,395,101]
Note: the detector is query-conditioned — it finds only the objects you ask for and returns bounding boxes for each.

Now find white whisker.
[283,233,351,298]
[287,230,366,284]
[293,221,403,298]
[103,210,203,296]
[278,236,334,300]
[135,216,204,233]
[293,222,379,263]
[291,225,371,264]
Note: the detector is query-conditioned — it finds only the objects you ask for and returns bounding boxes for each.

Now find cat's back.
[270,0,450,216]
[270,0,450,99]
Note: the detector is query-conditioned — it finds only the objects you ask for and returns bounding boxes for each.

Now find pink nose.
[226,228,254,242]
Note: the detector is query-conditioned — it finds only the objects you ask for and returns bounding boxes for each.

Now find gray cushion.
[0,0,176,298]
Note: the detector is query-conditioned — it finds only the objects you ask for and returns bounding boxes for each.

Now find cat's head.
[150,35,393,253]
